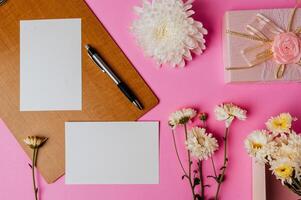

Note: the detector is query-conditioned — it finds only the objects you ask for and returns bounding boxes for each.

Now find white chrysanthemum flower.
[287,132,301,162]
[168,108,197,129]
[185,127,218,160]
[265,113,296,133]
[244,130,277,164]
[214,103,247,127]
[283,132,301,180]
[270,157,296,185]
[131,0,208,67]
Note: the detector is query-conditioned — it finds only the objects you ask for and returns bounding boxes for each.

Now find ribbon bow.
[226,3,301,79]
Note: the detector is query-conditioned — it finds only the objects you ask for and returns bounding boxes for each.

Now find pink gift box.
[223,8,301,83]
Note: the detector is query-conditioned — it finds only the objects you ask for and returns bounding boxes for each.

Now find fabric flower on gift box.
[226,5,301,79]
[131,0,208,67]
[272,32,301,65]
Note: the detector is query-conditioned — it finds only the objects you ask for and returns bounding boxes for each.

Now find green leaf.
[217,174,225,183]
[193,177,200,187]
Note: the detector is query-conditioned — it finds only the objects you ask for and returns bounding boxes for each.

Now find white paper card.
[20,19,82,111]
[65,122,159,184]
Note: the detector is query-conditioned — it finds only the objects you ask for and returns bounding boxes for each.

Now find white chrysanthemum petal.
[184,4,192,11]
[186,10,195,17]
[183,48,192,60]
[215,103,247,127]
[132,0,207,67]
[214,106,229,121]
[186,127,219,160]
[185,0,195,5]
[192,47,203,55]
[133,6,143,14]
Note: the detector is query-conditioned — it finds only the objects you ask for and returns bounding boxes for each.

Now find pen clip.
[88,53,105,73]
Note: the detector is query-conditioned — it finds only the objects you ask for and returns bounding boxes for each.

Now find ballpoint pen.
[85,44,143,110]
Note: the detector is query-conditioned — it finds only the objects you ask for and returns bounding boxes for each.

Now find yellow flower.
[271,158,295,184]
[266,113,295,133]
[274,164,293,180]
[24,136,48,149]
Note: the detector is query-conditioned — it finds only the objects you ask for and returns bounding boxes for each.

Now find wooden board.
[0,0,158,183]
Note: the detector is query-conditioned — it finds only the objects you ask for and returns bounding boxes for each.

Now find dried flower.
[24,136,48,149]
[24,136,48,200]
[131,0,208,67]
[214,103,247,127]
[186,127,218,160]
[168,108,197,128]
[265,113,296,133]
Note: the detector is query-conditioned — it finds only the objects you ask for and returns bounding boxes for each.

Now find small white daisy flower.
[185,127,218,160]
[244,130,276,164]
[168,108,197,129]
[131,0,208,67]
[214,103,247,128]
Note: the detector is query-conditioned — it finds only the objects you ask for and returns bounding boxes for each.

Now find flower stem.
[184,124,192,178]
[171,129,188,176]
[215,127,229,200]
[211,157,218,178]
[199,160,205,199]
[32,148,38,200]
[184,124,196,200]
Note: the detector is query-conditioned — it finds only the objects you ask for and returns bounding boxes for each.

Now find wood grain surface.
[0,0,158,183]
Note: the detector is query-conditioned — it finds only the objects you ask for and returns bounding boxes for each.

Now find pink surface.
[1,0,300,199]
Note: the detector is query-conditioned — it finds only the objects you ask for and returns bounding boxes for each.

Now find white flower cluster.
[185,127,218,160]
[245,113,301,186]
[132,0,207,67]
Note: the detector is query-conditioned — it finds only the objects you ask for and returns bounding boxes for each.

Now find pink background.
[0,0,300,199]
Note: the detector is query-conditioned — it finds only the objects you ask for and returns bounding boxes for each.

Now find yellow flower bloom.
[271,157,296,185]
[266,113,295,133]
[274,164,293,180]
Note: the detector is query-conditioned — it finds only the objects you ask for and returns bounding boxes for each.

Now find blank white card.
[65,122,159,184]
[20,19,81,111]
